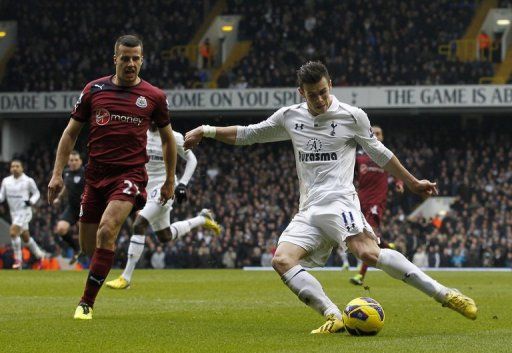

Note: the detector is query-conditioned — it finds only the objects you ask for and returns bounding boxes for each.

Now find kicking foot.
[442,289,477,320]
[311,314,345,334]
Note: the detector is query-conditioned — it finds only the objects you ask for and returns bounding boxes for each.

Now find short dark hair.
[70,150,81,158]
[114,34,143,54]
[10,159,23,167]
[297,61,330,87]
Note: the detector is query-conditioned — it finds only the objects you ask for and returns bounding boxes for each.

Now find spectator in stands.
[199,38,214,69]
[412,245,429,268]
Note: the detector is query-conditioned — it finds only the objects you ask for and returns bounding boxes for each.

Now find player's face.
[373,127,383,141]
[10,162,23,177]
[299,77,332,116]
[68,154,82,171]
[114,45,143,85]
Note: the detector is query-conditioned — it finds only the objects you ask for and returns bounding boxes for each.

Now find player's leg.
[20,229,46,259]
[56,219,80,254]
[350,207,379,285]
[106,214,150,289]
[272,241,344,333]
[9,224,22,269]
[169,208,221,239]
[346,232,477,319]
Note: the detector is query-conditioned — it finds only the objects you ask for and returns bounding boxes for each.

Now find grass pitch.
[0,269,511,353]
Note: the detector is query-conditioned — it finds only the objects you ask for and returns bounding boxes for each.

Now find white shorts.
[11,210,32,231]
[278,194,376,268]
[139,185,174,231]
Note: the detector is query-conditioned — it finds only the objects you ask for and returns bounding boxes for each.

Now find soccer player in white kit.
[0,159,46,269]
[184,62,477,333]
[106,125,221,289]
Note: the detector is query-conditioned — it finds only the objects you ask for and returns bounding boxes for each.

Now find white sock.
[170,220,193,239]
[122,235,145,282]
[23,237,44,259]
[12,237,22,263]
[376,249,448,302]
[282,265,341,319]
[187,216,206,229]
[341,252,349,267]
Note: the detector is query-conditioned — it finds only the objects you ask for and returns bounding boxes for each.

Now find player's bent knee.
[271,254,296,274]
[358,249,379,267]
[156,229,172,243]
[133,217,148,235]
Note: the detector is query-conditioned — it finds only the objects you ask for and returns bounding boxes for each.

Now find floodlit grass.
[0,269,511,353]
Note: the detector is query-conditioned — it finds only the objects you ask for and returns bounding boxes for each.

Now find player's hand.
[184,126,204,150]
[159,179,175,206]
[48,175,64,205]
[174,183,188,204]
[395,182,405,194]
[24,200,31,207]
[409,179,438,199]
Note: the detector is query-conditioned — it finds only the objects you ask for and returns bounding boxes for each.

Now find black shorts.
[59,205,80,225]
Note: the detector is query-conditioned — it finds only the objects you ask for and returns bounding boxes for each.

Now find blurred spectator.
[412,245,429,268]
[151,246,166,269]
[222,247,237,268]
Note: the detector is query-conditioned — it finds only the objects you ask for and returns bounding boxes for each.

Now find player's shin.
[282,265,341,319]
[81,248,115,307]
[121,235,146,282]
[23,237,45,259]
[376,248,448,302]
[11,236,22,265]
[170,221,192,239]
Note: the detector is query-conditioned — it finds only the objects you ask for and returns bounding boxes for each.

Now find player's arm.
[174,148,197,205]
[53,185,67,206]
[158,125,177,205]
[184,108,289,149]
[48,119,84,204]
[0,179,6,203]
[28,178,40,206]
[352,109,437,199]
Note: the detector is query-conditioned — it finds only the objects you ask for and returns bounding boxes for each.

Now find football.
[342,297,385,336]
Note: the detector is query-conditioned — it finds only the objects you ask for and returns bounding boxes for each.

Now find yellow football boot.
[105,276,130,290]
[442,289,478,320]
[74,302,93,320]
[199,209,222,236]
[311,314,345,334]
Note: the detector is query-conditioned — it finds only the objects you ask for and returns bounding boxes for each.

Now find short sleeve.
[152,91,171,128]
[71,83,92,122]
[352,108,393,167]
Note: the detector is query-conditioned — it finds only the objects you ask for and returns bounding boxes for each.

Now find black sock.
[61,232,80,253]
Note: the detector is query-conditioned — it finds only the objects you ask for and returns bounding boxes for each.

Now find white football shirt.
[0,173,40,213]
[145,130,197,191]
[236,95,394,210]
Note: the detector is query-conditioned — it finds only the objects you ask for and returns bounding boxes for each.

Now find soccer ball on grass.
[342,297,385,336]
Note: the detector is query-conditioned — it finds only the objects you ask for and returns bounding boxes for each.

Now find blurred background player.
[0,159,46,269]
[52,151,85,264]
[106,126,221,289]
[48,34,177,320]
[350,126,404,285]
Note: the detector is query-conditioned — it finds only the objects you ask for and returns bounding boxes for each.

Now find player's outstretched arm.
[184,125,238,149]
[158,125,177,205]
[383,155,438,199]
[48,119,84,205]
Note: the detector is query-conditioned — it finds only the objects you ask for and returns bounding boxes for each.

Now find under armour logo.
[88,275,104,286]
[330,122,338,136]
[93,84,105,90]
[295,123,304,130]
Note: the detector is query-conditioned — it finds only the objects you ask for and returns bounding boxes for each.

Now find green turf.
[0,269,511,353]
